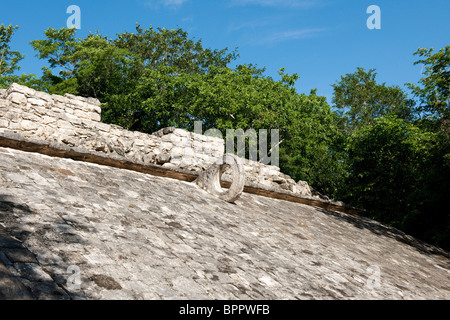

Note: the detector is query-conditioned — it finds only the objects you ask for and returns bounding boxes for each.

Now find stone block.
[27,98,46,106]
[133,139,146,147]
[4,111,20,122]
[296,180,312,195]
[65,94,85,106]
[156,153,171,164]
[143,152,155,164]
[21,112,40,122]
[162,162,177,169]
[34,91,53,102]
[170,158,182,166]
[20,120,38,131]
[56,119,73,130]
[161,142,173,151]
[59,129,77,138]
[65,113,82,126]
[146,138,159,147]
[182,147,195,159]
[87,97,101,106]
[95,122,111,133]
[51,107,64,114]
[90,112,101,122]
[51,94,70,104]
[170,146,184,158]
[179,136,191,148]
[8,92,27,106]
[74,109,90,119]
[193,140,203,153]
[33,106,48,116]
[173,128,190,138]
[7,83,36,97]
[42,126,56,138]
[0,119,9,128]
[161,134,172,142]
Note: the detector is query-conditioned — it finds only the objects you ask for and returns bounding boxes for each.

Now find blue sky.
[1,0,449,103]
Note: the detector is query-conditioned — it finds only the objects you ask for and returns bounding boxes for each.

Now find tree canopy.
[0,24,39,89]
[407,46,450,121]
[332,67,415,131]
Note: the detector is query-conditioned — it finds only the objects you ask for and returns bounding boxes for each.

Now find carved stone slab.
[195,154,245,202]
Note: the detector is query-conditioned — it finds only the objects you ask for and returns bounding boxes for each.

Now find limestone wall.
[0,83,317,198]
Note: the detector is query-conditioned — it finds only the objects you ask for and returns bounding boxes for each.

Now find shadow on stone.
[316,207,450,260]
[0,194,89,300]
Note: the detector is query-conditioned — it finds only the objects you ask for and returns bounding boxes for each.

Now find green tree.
[0,24,39,89]
[407,46,450,123]
[0,24,23,78]
[280,90,346,197]
[30,28,140,97]
[30,25,238,98]
[114,24,238,75]
[344,117,429,225]
[342,116,450,250]
[332,67,415,131]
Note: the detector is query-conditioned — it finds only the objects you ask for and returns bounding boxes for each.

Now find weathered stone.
[90,274,122,290]
[156,153,171,164]
[133,139,146,147]
[143,152,155,164]
[196,154,245,203]
[56,120,73,130]
[4,249,38,264]
[0,146,448,300]
[160,142,173,151]
[89,112,101,122]
[73,109,89,119]
[170,146,184,158]
[0,118,9,128]
[87,97,101,107]
[0,260,34,300]
[20,120,38,131]
[173,128,190,138]
[51,107,64,114]
[296,180,312,197]
[7,83,35,97]
[27,98,46,106]
[34,91,53,102]
[8,92,27,105]
[51,94,70,104]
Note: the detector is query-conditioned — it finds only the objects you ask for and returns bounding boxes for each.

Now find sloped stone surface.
[0,146,449,300]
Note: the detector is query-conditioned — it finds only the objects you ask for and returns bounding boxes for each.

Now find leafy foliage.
[0,24,23,77]
[344,118,426,223]
[30,28,140,97]
[407,46,450,121]
[332,67,415,131]
[343,117,450,248]
[0,24,39,89]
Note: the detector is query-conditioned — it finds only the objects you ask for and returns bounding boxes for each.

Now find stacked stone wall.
[0,83,320,198]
